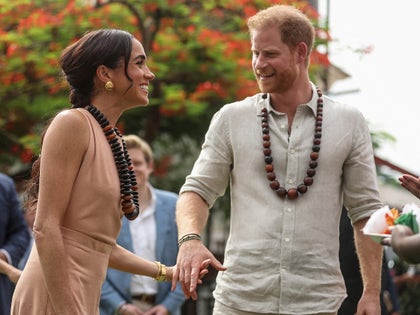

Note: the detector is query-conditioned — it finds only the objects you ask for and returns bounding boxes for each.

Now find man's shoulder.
[323,95,365,120]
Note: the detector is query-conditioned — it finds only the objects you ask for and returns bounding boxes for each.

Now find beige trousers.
[213,300,337,315]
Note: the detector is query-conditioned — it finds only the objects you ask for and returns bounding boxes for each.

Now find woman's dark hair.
[23,124,48,215]
[24,157,40,215]
[59,29,134,108]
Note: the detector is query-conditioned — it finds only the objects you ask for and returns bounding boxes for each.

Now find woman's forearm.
[108,245,172,280]
[0,259,21,284]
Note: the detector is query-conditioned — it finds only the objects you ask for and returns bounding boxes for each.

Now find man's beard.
[256,62,297,94]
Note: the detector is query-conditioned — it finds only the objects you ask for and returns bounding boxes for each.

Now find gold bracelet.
[154,261,167,282]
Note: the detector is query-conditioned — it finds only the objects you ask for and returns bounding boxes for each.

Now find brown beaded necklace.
[87,105,139,220]
[261,88,323,199]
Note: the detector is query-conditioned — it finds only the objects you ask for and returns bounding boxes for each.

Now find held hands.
[171,239,226,300]
[168,258,211,300]
[156,262,209,283]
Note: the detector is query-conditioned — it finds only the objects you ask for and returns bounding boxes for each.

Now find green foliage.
[0,0,332,182]
[371,129,397,152]
[149,133,201,193]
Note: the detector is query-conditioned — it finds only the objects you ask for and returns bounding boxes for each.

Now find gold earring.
[104,81,114,91]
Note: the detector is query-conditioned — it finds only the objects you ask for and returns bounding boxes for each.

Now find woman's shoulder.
[43,108,91,152]
[53,108,89,124]
[48,108,90,134]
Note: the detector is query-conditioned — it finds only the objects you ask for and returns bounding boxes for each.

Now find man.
[173,5,383,315]
[0,172,30,315]
[100,135,185,315]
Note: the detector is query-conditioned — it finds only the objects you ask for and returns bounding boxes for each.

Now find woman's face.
[113,39,155,108]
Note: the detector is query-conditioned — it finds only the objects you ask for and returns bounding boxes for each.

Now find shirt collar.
[256,82,319,117]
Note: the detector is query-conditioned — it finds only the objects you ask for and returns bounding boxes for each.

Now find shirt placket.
[278,108,305,307]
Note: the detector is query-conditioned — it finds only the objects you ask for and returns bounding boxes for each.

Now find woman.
[11,29,208,315]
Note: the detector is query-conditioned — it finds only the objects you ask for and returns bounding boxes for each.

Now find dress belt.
[132,294,156,304]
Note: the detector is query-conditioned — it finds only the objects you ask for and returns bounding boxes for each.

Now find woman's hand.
[7,267,22,284]
[0,259,22,284]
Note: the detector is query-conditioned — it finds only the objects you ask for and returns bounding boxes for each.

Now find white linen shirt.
[180,84,383,314]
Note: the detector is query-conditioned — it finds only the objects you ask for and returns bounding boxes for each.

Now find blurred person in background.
[0,172,30,315]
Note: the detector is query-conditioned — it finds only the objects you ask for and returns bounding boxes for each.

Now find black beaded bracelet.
[178,233,202,247]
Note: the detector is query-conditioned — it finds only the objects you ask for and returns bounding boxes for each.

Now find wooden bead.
[297,184,308,193]
[263,148,272,156]
[287,188,298,199]
[276,187,287,198]
[270,180,280,190]
[267,172,276,181]
[304,177,314,186]
[307,169,316,177]
[265,164,274,172]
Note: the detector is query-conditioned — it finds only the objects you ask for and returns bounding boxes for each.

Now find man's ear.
[295,42,309,64]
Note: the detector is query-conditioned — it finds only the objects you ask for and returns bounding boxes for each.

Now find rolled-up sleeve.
[342,110,383,224]
[180,109,232,208]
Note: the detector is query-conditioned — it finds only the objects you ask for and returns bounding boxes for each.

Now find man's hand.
[171,240,226,300]
[356,291,381,315]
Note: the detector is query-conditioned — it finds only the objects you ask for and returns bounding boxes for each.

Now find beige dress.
[11,109,123,315]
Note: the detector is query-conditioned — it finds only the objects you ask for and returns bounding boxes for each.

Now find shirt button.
[287,208,292,212]
[288,178,294,184]
[290,149,295,154]
[285,238,290,242]
[280,124,286,129]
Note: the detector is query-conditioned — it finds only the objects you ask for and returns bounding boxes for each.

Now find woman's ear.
[96,65,111,84]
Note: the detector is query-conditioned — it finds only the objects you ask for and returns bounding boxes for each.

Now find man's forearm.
[176,192,210,237]
[353,218,383,292]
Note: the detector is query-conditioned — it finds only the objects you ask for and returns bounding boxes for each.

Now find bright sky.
[320,0,420,176]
